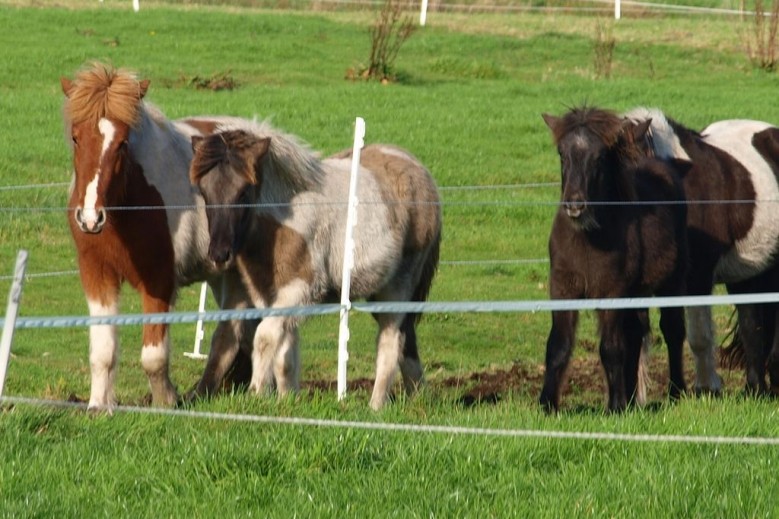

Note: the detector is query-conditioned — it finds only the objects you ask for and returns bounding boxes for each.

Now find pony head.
[61,63,149,234]
[190,130,271,269]
[542,107,651,230]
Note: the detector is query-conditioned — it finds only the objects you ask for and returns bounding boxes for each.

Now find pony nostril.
[96,208,107,227]
[75,207,84,225]
[564,199,586,218]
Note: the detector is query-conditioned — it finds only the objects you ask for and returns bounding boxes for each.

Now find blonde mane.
[64,63,145,127]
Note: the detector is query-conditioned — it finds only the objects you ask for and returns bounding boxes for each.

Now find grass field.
[2,1,779,516]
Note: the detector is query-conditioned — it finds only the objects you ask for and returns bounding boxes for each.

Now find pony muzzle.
[75,206,107,234]
[563,198,586,219]
[208,246,234,270]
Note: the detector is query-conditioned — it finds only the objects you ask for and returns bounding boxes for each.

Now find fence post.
[0,250,29,399]
[184,282,209,360]
[420,0,429,26]
[615,0,621,19]
[337,117,365,401]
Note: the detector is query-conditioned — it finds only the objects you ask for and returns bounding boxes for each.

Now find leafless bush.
[593,19,616,79]
[348,0,416,82]
[744,0,779,71]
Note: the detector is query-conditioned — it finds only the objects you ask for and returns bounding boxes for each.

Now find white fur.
[702,120,779,281]
[242,278,310,394]
[623,107,691,161]
[87,299,119,410]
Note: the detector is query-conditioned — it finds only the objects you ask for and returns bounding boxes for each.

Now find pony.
[625,107,779,395]
[61,62,258,410]
[188,120,442,410]
[540,107,690,413]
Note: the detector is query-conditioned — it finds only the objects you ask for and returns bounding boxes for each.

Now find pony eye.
[71,135,78,146]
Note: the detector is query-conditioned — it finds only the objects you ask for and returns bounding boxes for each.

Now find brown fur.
[238,216,314,303]
[61,62,149,128]
[62,62,180,407]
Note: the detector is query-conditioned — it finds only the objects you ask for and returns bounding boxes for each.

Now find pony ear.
[60,77,74,97]
[138,79,150,99]
[542,113,561,133]
[627,118,652,141]
[191,135,204,153]
[249,137,272,185]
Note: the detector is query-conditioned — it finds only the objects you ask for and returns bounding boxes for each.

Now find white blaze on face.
[82,118,116,224]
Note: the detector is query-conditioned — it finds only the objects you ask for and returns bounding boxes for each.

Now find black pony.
[540,107,690,413]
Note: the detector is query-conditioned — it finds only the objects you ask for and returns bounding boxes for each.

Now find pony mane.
[552,106,643,165]
[64,62,145,127]
[201,119,326,193]
[623,107,693,161]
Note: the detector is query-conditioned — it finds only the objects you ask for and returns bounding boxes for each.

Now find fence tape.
[3,292,779,330]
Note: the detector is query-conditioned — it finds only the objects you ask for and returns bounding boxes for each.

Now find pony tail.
[408,230,441,326]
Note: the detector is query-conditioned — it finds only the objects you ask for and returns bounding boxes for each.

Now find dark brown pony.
[540,107,690,413]
[61,63,257,410]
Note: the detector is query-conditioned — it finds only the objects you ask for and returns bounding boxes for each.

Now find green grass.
[1,1,779,516]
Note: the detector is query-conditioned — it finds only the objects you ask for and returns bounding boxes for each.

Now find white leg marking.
[141,336,177,406]
[250,317,285,394]
[87,299,119,410]
[686,306,723,392]
[273,327,300,396]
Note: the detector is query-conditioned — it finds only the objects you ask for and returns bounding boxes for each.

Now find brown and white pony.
[61,62,257,410]
[625,108,779,395]
[189,120,442,410]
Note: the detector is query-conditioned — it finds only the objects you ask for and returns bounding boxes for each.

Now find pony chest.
[236,217,315,306]
[550,217,672,298]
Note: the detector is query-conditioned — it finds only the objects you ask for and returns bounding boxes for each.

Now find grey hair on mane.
[623,107,692,161]
[217,118,326,193]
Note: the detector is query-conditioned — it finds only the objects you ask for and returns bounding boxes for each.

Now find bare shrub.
[744,0,779,71]
[593,19,616,79]
[347,0,416,82]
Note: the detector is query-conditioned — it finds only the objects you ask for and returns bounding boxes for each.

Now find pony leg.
[398,315,424,397]
[633,309,652,406]
[660,306,687,399]
[599,310,628,413]
[273,325,300,397]
[767,305,779,394]
[189,272,259,400]
[622,310,646,407]
[540,310,578,413]
[86,298,120,410]
[249,316,284,395]
[685,306,723,394]
[140,294,177,407]
[190,318,243,399]
[735,304,769,395]
[370,314,405,410]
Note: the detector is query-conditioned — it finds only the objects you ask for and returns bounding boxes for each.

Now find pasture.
[1,1,779,516]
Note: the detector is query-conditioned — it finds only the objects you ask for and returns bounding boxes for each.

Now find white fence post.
[615,0,621,19]
[0,250,28,398]
[420,0,429,26]
[184,282,209,360]
[337,117,365,401]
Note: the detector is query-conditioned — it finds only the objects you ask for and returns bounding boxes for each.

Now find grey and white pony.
[189,120,442,410]
[625,107,779,394]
